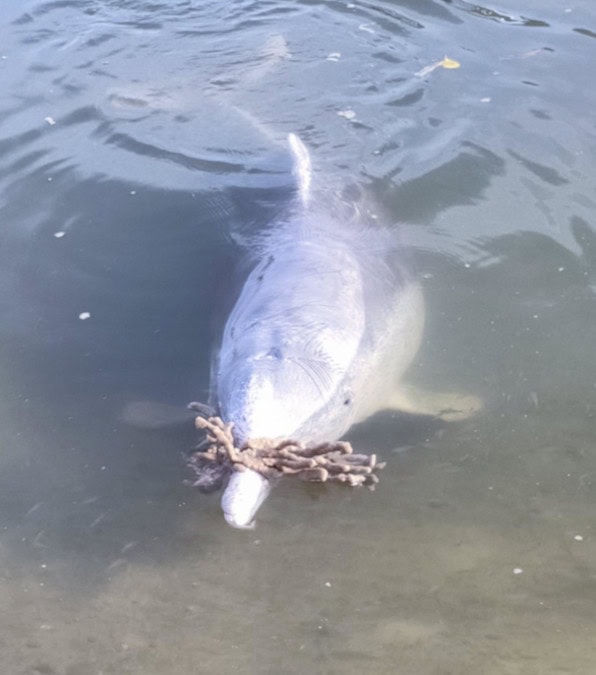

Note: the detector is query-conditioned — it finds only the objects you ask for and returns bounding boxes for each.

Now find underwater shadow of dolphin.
[213,134,481,529]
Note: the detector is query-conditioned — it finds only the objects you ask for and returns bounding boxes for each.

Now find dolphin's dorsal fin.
[288,133,311,206]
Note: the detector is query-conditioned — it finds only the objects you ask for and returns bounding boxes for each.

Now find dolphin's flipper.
[288,133,311,206]
[386,385,483,421]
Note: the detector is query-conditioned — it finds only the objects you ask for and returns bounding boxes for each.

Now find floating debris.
[337,109,356,120]
[440,56,460,69]
[44,116,56,126]
[416,56,461,78]
[78,311,91,320]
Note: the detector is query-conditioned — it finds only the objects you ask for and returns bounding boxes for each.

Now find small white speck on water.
[25,502,43,516]
[40,564,47,569]
[480,97,491,103]
[78,312,91,320]
[120,541,138,554]
[464,263,471,268]
[326,52,341,62]
[337,109,356,120]
[325,581,332,587]
[101,465,107,471]
[487,485,494,490]
[574,535,584,541]
[558,266,565,272]
[358,23,375,34]
[53,231,66,238]
[513,567,523,575]
[44,116,56,126]
[47,177,53,182]
[90,513,106,528]
[107,558,127,571]
[130,190,136,195]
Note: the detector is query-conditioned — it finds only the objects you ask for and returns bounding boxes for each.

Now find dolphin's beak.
[221,469,271,530]
[223,512,256,530]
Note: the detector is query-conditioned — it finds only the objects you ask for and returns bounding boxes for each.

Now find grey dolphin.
[215,135,479,528]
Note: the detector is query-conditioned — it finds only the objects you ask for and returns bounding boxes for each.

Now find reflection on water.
[0,0,595,673]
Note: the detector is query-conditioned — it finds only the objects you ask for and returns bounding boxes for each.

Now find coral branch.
[185,414,385,491]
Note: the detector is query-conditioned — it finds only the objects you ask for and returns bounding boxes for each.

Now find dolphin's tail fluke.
[288,133,311,206]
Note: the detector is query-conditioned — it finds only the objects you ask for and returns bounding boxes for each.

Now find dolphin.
[214,134,479,529]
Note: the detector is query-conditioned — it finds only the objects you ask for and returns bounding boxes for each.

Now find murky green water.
[1,1,595,673]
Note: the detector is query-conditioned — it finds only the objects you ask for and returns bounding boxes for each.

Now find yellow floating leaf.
[440,56,460,69]
[415,56,461,77]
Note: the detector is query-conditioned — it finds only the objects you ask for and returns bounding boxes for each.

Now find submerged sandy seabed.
[1,395,595,675]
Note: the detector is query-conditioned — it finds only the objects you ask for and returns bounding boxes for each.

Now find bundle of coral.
[185,412,385,493]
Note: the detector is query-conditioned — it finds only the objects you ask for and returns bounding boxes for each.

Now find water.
[1,1,595,673]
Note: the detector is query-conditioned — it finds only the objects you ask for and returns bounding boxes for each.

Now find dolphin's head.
[219,350,337,445]
[217,350,345,529]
